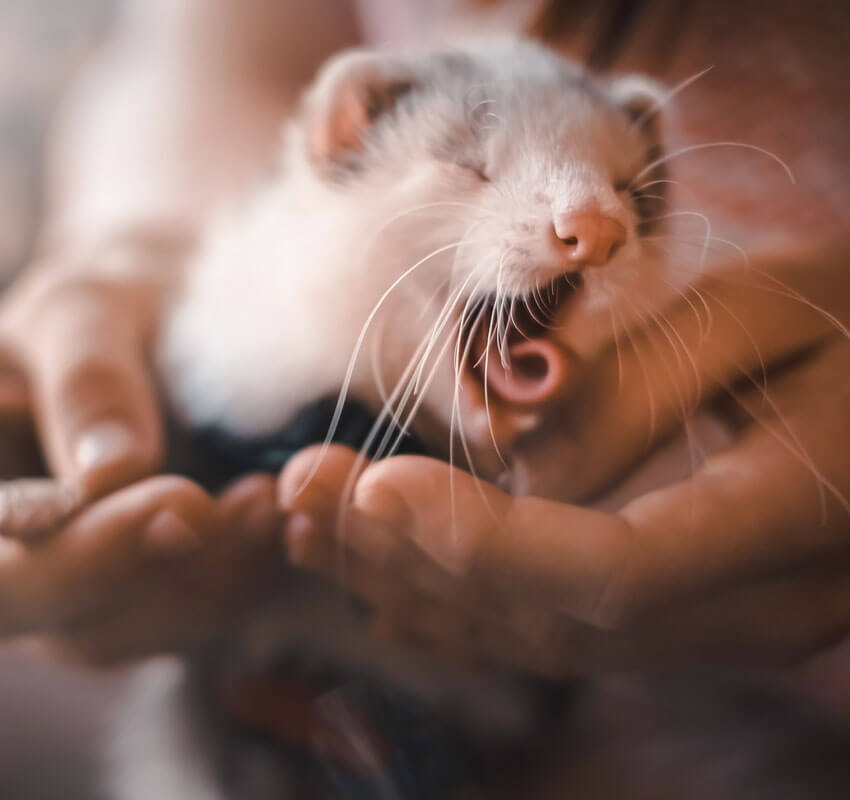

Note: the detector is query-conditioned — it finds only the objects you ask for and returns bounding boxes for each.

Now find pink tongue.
[482,337,570,406]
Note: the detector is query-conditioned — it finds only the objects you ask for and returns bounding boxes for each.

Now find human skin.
[0,0,849,674]
[277,0,850,674]
[0,0,357,649]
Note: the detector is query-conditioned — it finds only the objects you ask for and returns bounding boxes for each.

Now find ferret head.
[298,40,668,496]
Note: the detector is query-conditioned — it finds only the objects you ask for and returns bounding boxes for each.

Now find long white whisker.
[631,65,714,129]
[414,271,479,393]
[296,239,470,493]
[634,141,796,185]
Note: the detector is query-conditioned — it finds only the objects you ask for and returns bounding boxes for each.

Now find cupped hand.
[0,341,285,664]
[278,248,850,676]
[2,469,284,665]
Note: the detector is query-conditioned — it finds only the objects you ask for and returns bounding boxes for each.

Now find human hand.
[0,235,188,519]
[1,467,284,664]
[278,248,850,676]
[0,348,284,664]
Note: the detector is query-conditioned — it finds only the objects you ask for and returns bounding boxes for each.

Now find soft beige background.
[0,3,121,799]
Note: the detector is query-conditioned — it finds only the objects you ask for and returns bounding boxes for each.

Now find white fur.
[159,39,671,443]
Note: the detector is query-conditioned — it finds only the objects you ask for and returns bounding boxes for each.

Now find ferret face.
[298,41,669,494]
[309,40,664,299]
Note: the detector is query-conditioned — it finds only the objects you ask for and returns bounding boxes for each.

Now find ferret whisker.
[631,192,666,203]
[371,274,451,420]
[645,209,714,271]
[694,282,770,393]
[482,299,508,468]
[333,327,443,556]
[413,270,479,393]
[661,258,850,344]
[632,290,703,421]
[630,65,714,130]
[660,276,708,344]
[369,316,392,416]
[467,97,498,116]
[450,292,502,529]
[607,305,625,392]
[386,318,462,460]
[385,268,489,459]
[631,177,682,192]
[493,251,510,369]
[505,295,520,350]
[610,297,658,444]
[642,238,736,277]
[634,141,796,186]
[728,375,850,519]
[297,238,472,494]
[634,289,705,477]
[620,291,701,475]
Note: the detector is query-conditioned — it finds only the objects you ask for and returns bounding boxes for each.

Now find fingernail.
[355,483,411,532]
[284,512,316,562]
[144,509,201,556]
[75,420,137,474]
[0,479,83,541]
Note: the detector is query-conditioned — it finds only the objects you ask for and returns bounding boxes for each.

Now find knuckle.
[586,527,645,631]
[441,527,482,577]
[143,475,215,533]
[52,355,139,422]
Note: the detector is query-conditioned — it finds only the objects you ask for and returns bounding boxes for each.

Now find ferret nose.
[552,212,626,267]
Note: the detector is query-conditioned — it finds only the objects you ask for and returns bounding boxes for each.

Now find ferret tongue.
[479,335,571,406]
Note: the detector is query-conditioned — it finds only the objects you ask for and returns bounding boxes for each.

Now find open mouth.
[462,272,583,406]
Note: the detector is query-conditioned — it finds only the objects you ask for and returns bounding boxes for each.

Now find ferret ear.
[609,74,666,136]
[305,49,417,166]
[610,75,668,232]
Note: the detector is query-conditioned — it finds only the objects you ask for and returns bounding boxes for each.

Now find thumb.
[24,290,164,497]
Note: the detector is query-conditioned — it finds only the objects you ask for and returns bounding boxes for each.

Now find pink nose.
[552,212,626,267]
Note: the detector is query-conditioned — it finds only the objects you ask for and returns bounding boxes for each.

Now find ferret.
[158,37,670,487]
[109,38,674,800]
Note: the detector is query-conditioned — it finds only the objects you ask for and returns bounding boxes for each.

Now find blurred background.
[0,4,119,799]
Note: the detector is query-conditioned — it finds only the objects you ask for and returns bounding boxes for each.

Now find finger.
[0,342,28,419]
[23,285,163,496]
[286,516,559,676]
[0,479,83,541]
[0,342,44,480]
[559,248,850,500]
[50,478,286,665]
[282,447,492,612]
[632,562,850,669]
[279,444,408,566]
[284,472,568,660]
[278,443,369,525]
[218,473,284,541]
[0,475,217,635]
[556,561,850,675]
[344,454,631,625]
[607,340,850,625]
[350,339,850,631]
